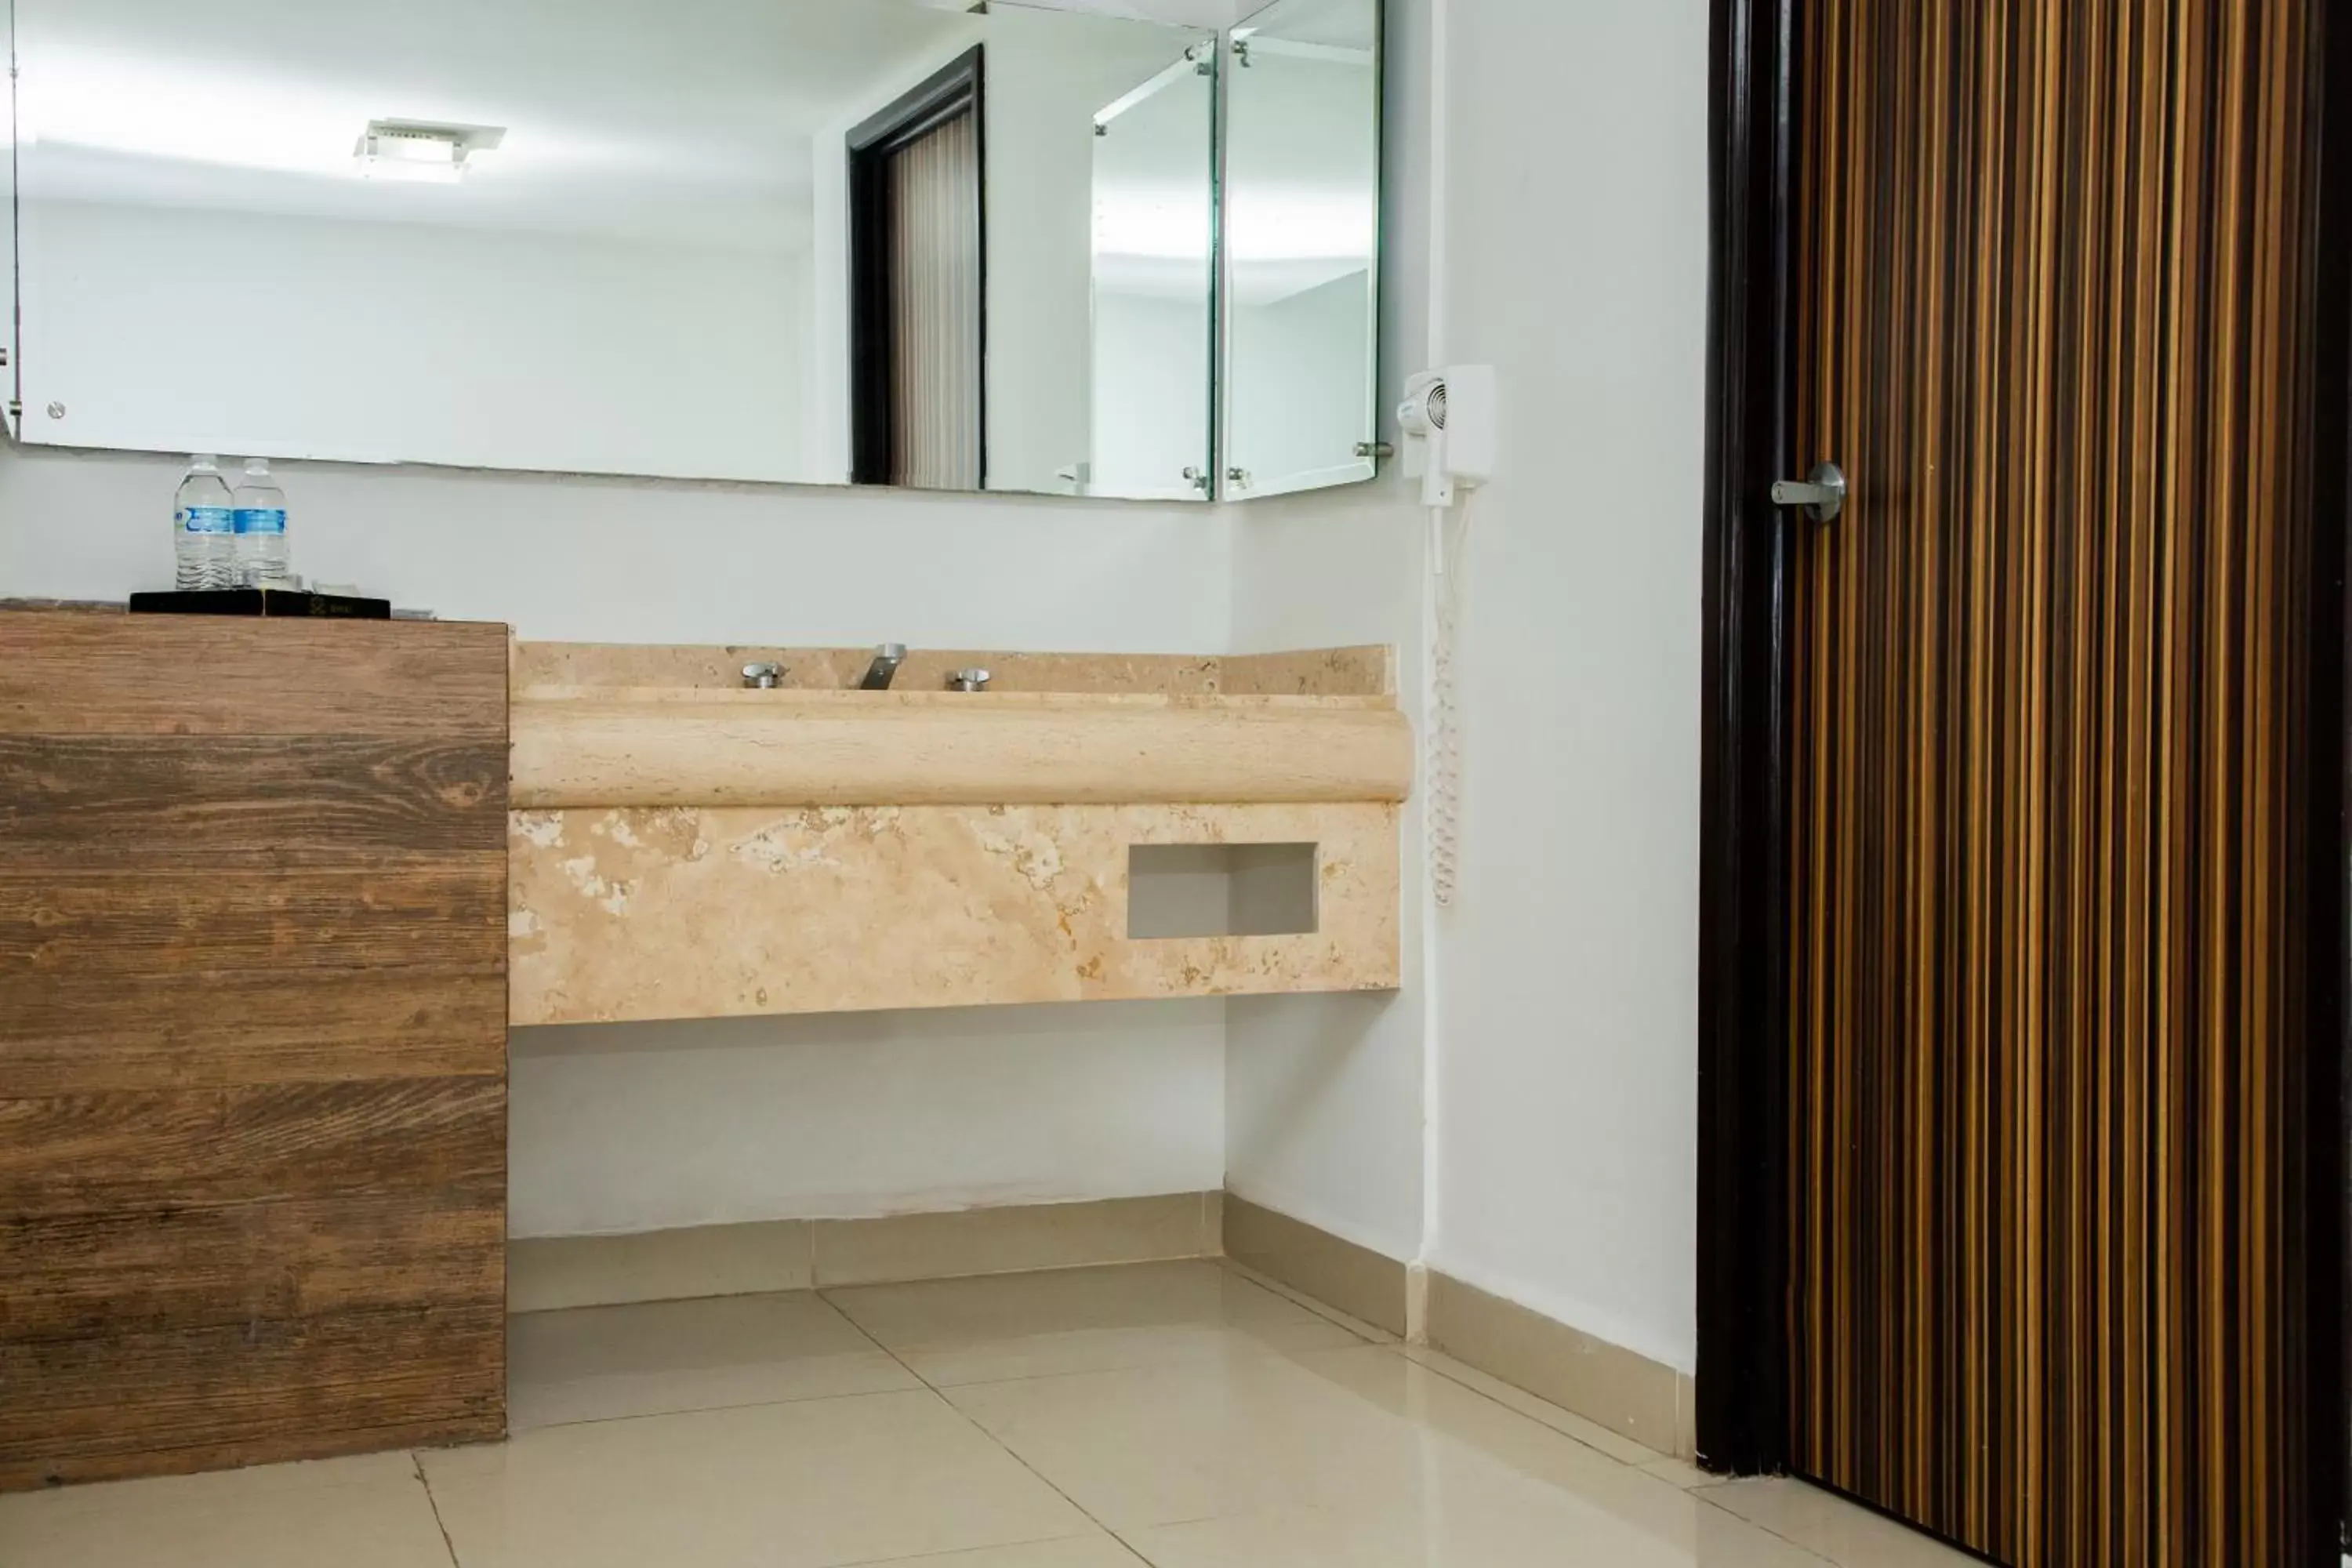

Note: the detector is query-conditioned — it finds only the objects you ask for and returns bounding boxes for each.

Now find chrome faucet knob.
[948,668,991,692]
[860,644,909,691]
[741,662,782,689]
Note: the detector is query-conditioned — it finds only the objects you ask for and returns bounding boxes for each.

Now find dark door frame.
[1693,0,1795,1481]
[1691,1,2352,1555]
[847,46,988,488]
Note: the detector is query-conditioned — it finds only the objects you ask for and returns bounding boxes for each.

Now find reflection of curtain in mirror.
[886,111,983,491]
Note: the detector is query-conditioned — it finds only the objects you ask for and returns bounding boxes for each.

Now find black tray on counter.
[128,589,392,619]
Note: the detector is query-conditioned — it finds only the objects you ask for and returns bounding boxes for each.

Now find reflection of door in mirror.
[1223,0,1379,501]
[848,52,985,492]
[1085,47,1214,502]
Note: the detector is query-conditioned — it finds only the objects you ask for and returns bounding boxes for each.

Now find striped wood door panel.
[1785,2,2325,1563]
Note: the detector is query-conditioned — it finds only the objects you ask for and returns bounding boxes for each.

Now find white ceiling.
[1236,0,1376,53]
[15,0,980,248]
[16,0,1369,278]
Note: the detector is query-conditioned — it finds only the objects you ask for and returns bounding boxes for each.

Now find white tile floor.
[0,1261,1980,1567]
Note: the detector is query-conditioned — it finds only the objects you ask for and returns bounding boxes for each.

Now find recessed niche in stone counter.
[1127,844,1320,939]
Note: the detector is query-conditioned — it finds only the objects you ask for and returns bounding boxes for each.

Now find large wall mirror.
[5,0,1378,505]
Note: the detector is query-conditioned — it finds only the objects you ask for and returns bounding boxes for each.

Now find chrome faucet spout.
[860,643,908,691]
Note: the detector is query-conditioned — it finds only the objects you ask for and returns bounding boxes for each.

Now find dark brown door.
[1782,2,2330,1564]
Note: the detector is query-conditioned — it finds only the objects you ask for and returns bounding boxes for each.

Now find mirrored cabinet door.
[1220,0,1380,501]
[1087,42,1217,501]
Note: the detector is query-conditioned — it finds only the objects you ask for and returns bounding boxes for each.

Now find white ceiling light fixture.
[355,120,505,183]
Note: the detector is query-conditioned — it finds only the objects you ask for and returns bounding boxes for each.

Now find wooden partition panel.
[1784,2,2329,1564]
[0,614,510,1489]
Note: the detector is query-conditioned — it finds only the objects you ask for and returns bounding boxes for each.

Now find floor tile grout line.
[925,1396,1163,1568]
[1684,1477,1926,1568]
[506,1271,1351,1430]
[517,1298,1153,1566]
[827,1537,1153,1568]
[1680,1488,1846,1567]
[1377,1343,1671,1472]
[812,1250,1222,1299]
[408,1451,462,1568]
[818,1291,1161,1567]
[797,1334,1385,1398]
[508,1381,940,1436]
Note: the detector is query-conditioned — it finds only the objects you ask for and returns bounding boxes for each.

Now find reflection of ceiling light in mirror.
[20,50,522,188]
[355,122,505,183]
[20,49,361,176]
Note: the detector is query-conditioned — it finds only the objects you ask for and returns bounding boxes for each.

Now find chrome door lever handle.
[1771,461,1846,523]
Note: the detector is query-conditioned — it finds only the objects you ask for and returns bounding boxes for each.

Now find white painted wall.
[1225,484,1428,1261]
[1221,0,1432,1265]
[21,201,808,481]
[1226,0,1709,1378]
[1423,0,1708,1373]
[0,442,1236,1236]
[0,443,1232,641]
[512,1001,1224,1237]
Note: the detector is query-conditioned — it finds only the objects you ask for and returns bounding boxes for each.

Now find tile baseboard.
[1425,1272,1694,1461]
[510,1192,1221,1312]
[1221,1194,1410,1338]
[1216,1196,1693,1462]
[509,1221,815,1313]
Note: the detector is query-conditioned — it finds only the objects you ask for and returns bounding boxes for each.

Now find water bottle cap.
[244,457,270,474]
[190,453,219,470]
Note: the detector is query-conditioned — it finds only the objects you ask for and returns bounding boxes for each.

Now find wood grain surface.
[0,615,507,735]
[0,736,507,862]
[1784,3,2325,1564]
[0,1305,506,1490]
[0,614,509,1489]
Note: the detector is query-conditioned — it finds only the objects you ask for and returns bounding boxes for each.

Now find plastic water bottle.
[172,456,236,590]
[232,458,292,588]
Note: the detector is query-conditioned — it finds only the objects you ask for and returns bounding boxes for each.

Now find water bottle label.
[179,506,233,535]
[234,507,287,536]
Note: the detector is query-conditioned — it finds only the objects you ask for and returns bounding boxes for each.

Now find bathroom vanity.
[0,612,1408,1490]
[0,0,1406,1503]
[506,641,1409,1025]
